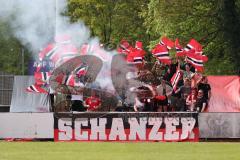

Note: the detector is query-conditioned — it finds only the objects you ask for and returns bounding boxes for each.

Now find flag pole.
[55,0,58,37]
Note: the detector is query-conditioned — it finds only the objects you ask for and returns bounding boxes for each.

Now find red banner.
[207,76,240,112]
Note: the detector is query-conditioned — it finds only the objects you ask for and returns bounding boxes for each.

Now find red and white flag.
[133,56,143,64]
[55,73,85,87]
[171,70,183,91]
[74,63,88,78]
[26,84,48,94]
[54,44,78,65]
[160,37,175,50]
[38,44,59,61]
[126,41,145,64]
[80,43,111,61]
[34,72,51,85]
[127,49,145,64]
[64,74,75,86]
[152,44,171,65]
[38,41,78,66]
[135,41,143,50]
[55,74,75,86]
[186,52,208,72]
[175,38,186,57]
[184,39,203,55]
[117,40,133,54]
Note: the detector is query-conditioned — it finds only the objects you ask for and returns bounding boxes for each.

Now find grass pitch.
[0,142,239,160]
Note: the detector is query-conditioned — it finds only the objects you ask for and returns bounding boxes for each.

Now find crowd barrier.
[0,112,239,141]
[0,113,53,139]
[199,113,240,138]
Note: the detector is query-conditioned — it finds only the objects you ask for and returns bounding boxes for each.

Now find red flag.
[39,35,78,66]
[127,49,144,64]
[54,44,78,65]
[38,44,58,61]
[74,63,88,78]
[55,74,73,86]
[133,56,143,64]
[152,44,171,65]
[80,43,111,61]
[126,42,145,64]
[38,43,78,66]
[186,52,208,72]
[55,73,65,84]
[135,41,143,50]
[117,40,133,54]
[160,37,175,50]
[64,75,75,86]
[26,84,48,94]
[55,74,83,87]
[184,39,203,55]
[175,38,186,57]
[202,55,208,62]
[34,72,51,85]
[171,70,183,91]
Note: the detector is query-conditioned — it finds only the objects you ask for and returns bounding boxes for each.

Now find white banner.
[199,113,240,138]
[0,113,53,139]
[10,76,50,112]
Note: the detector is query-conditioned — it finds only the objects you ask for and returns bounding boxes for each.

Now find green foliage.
[0,21,30,75]
[67,0,150,46]
[143,0,240,75]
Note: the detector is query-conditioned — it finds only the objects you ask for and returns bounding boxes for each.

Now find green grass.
[0,142,239,160]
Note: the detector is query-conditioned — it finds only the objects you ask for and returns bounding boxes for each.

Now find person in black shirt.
[195,89,207,112]
[197,76,211,101]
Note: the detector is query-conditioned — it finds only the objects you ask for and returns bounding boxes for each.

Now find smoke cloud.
[0,0,143,104]
[0,0,90,57]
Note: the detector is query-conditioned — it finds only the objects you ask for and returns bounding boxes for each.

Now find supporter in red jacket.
[85,90,101,111]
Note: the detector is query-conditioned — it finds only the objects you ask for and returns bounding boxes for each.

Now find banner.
[0,113,54,139]
[199,113,240,138]
[207,76,240,112]
[54,112,199,142]
[10,76,50,112]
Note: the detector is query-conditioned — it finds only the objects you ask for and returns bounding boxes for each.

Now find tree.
[143,0,240,75]
[0,21,31,75]
[67,0,150,47]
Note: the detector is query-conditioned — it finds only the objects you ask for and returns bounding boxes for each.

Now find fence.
[0,72,14,112]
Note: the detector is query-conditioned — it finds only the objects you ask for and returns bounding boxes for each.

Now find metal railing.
[0,73,14,109]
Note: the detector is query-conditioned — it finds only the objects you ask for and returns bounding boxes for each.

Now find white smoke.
[0,0,90,57]
[0,0,140,103]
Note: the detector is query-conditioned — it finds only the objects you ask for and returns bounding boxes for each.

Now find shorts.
[71,100,86,112]
[155,96,168,106]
